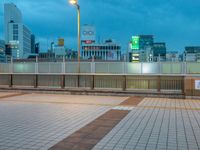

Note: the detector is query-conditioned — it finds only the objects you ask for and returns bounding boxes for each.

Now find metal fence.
[0,62,200,74]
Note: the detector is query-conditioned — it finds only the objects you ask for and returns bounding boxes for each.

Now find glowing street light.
[69,0,81,73]
[69,0,77,5]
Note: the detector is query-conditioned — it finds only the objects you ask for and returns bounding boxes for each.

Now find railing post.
[9,74,13,88]
[90,75,94,90]
[122,75,126,91]
[34,75,38,88]
[157,76,161,92]
[35,56,38,74]
[10,57,13,74]
[77,75,80,88]
[61,75,65,89]
[182,76,185,96]
[184,62,187,74]
[62,56,65,73]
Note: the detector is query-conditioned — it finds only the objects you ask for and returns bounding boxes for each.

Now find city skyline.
[0,0,200,52]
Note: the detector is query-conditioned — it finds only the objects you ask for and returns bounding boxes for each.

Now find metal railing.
[0,62,200,74]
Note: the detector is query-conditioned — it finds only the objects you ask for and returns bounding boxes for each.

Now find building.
[4,3,32,59]
[81,25,121,61]
[35,43,40,54]
[166,51,180,62]
[129,35,154,62]
[0,40,5,52]
[129,35,168,62]
[39,51,55,61]
[31,34,35,53]
[139,35,154,50]
[152,43,166,62]
[184,46,200,62]
[53,38,66,59]
[0,40,6,62]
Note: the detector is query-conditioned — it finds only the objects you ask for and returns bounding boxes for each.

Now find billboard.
[131,36,139,50]
[58,38,64,46]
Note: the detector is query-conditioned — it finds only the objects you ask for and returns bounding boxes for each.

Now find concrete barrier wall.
[185,77,200,97]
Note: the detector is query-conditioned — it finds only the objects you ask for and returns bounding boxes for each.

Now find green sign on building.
[131,36,140,50]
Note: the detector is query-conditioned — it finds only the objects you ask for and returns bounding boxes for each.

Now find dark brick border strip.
[49,96,144,150]
[119,96,144,106]
[49,110,129,150]
[0,93,27,100]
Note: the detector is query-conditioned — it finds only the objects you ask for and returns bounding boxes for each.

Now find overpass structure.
[0,62,199,98]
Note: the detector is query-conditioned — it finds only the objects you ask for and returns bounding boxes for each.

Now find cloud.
[0,0,200,52]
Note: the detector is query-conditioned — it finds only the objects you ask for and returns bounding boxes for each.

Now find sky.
[0,0,200,53]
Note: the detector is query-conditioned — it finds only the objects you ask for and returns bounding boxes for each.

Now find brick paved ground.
[93,98,200,150]
[1,92,200,150]
[0,92,126,150]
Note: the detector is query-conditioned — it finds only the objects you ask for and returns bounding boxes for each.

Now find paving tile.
[93,98,200,150]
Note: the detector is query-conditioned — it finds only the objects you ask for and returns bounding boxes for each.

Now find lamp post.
[69,0,81,73]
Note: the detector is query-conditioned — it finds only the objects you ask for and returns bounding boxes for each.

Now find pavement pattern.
[0,92,200,150]
[93,98,200,150]
[0,93,126,150]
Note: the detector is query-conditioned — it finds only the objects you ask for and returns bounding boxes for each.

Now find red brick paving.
[0,93,27,100]
[49,96,144,150]
[119,96,144,106]
[49,110,129,150]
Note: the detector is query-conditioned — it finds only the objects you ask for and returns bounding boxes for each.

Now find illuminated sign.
[58,38,64,46]
[195,80,200,90]
[131,36,139,50]
[84,40,93,44]
[132,53,139,62]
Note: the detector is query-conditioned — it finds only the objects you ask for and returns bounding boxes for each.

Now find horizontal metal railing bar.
[0,73,198,77]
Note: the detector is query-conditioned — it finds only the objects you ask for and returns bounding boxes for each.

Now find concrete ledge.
[0,87,185,99]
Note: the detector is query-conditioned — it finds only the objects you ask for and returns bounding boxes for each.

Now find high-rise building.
[129,35,168,62]
[0,40,5,53]
[35,43,40,54]
[31,34,35,53]
[153,43,166,62]
[4,3,32,59]
[4,3,22,43]
[129,35,154,62]
[139,35,154,50]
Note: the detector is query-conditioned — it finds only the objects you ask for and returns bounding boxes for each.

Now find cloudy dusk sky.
[0,0,200,52]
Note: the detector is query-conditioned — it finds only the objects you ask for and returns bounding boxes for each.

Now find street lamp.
[69,0,81,73]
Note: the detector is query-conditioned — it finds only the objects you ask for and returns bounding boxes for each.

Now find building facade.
[185,47,200,62]
[0,40,5,52]
[129,35,167,62]
[81,25,121,61]
[0,40,5,62]
[129,35,154,62]
[153,43,166,62]
[4,3,32,59]
[166,51,180,62]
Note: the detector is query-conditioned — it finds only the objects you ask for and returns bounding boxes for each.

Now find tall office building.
[31,34,35,53]
[0,40,5,52]
[129,35,154,62]
[4,3,32,59]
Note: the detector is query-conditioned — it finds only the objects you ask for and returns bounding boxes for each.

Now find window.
[13,24,18,29]
[13,35,18,40]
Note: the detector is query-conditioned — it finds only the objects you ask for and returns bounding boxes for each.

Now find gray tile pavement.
[93,98,200,150]
[0,101,111,150]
